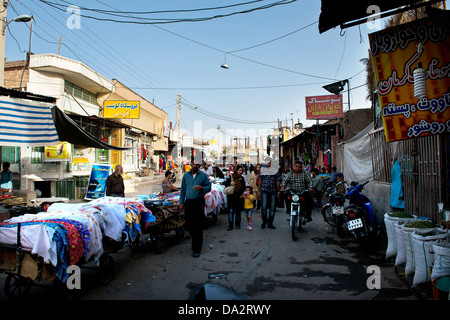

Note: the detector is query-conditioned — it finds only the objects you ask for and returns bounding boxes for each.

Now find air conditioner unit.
[152,135,158,141]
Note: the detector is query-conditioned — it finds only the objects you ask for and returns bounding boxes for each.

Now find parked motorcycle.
[322,181,346,230]
[343,181,379,247]
[285,189,313,241]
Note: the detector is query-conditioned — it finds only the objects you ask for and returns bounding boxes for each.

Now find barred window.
[64,80,97,105]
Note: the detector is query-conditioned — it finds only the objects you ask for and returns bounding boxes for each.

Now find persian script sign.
[103,100,140,119]
[369,15,450,142]
[305,94,343,120]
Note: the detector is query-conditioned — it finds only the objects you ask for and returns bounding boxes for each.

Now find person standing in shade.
[311,168,325,212]
[106,164,125,197]
[0,162,13,191]
[179,158,212,258]
[257,157,282,229]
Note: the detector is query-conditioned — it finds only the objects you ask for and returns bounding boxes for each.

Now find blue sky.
[5,1,380,142]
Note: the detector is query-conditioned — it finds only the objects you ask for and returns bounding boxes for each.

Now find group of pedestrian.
[105,157,339,259]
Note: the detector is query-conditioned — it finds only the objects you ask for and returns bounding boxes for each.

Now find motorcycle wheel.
[291,214,298,241]
[322,207,335,227]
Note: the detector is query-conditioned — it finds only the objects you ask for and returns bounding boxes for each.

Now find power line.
[39,0,336,81]
[228,20,318,53]
[38,0,297,24]
[61,0,267,15]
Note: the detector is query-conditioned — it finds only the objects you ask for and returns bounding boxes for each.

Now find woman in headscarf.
[248,163,261,213]
[224,164,246,230]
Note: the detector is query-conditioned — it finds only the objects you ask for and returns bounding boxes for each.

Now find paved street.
[0,176,434,301]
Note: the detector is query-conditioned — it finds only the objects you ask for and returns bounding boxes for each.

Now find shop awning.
[51,106,129,150]
[318,0,442,33]
[0,96,60,146]
[0,86,129,150]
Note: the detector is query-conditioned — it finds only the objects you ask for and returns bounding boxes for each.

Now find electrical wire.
[61,0,267,15]
[38,0,297,24]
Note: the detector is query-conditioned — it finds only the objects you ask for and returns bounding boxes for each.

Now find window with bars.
[31,147,45,164]
[1,146,20,164]
[64,80,98,105]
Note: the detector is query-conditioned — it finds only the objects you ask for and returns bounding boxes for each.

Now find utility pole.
[217,123,221,165]
[0,1,8,85]
[177,94,181,175]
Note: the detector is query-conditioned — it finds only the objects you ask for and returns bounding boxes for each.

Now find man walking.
[179,158,211,257]
[106,164,125,197]
[257,157,282,229]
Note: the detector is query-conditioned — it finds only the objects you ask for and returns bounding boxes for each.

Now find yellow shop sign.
[103,100,140,119]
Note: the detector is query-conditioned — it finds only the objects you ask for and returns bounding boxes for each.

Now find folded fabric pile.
[0,197,155,282]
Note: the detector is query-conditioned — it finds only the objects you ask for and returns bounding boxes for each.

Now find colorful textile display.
[0,197,155,283]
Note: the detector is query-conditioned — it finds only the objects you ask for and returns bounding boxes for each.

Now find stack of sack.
[384,212,449,287]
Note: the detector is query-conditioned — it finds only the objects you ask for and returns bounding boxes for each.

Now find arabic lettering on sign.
[105,102,139,110]
[407,119,449,138]
[369,15,450,142]
[370,19,449,55]
[382,93,450,118]
[103,100,140,119]
[305,95,343,120]
[378,54,450,96]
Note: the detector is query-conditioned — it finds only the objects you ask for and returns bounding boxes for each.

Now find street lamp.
[221,53,230,69]
[3,14,33,35]
[1,13,33,86]
[323,79,350,110]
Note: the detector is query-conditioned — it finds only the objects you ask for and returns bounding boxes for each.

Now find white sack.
[432,243,450,281]
[403,225,436,276]
[395,222,407,266]
[384,213,416,259]
[412,229,449,287]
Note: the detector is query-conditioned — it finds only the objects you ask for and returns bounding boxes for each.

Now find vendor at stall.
[162,170,179,193]
[0,162,13,191]
[106,165,125,197]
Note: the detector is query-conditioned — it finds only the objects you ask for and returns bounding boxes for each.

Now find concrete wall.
[364,181,392,227]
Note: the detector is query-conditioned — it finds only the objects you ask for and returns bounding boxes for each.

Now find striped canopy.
[0,96,60,146]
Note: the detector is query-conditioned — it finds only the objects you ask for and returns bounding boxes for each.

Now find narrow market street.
[0,176,434,301]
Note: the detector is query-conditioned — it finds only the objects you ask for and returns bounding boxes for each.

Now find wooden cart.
[128,202,185,253]
[0,223,123,299]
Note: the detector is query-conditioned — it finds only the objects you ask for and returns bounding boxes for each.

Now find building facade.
[3,53,168,201]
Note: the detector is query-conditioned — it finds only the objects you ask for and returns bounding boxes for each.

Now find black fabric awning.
[318,0,442,33]
[52,106,129,150]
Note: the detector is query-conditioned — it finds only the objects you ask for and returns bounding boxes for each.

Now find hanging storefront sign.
[369,15,450,142]
[305,94,343,120]
[103,100,140,119]
[44,141,70,162]
[85,164,111,200]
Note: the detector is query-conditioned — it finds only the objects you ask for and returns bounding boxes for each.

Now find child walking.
[242,186,254,231]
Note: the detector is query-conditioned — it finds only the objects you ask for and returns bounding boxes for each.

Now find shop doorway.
[34,181,51,198]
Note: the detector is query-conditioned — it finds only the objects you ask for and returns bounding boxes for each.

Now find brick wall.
[4,60,28,90]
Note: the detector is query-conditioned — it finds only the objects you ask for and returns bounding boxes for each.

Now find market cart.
[0,222,123,300]
[128,200,185,253]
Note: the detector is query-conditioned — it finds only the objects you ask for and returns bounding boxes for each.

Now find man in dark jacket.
[106,165,125,197]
